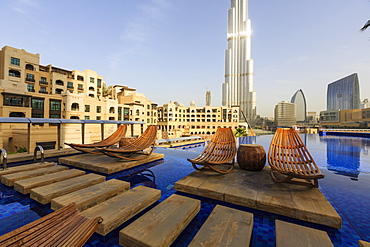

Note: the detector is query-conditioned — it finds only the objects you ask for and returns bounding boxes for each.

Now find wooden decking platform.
[188,205,253,247]
[0,162,54,176]
[59,153,165,174]
[1,165,69,186]
[359,240,370,247]
[14,169,86,194]
[51,179,130,211]
[275,220,333,247]
[120,194,200,247]
[30,173,106,204]
[83,186,161,236]
[175,166,341,229]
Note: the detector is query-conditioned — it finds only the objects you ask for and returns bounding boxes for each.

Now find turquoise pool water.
[0,134,369,246]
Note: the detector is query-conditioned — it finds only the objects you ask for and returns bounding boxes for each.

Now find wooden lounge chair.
[0,202,102,247]
[65,124,127,154]
[187,127,236,174]
[99,125,157,160]
[268,128,324,188]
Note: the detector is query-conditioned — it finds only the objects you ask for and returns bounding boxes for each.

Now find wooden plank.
[14,169,85,194]
[120,194,200,247]
[188,205,253,247]
[1,165,68,186]
[30,173,106,204]
[275,220,334,247]
[0,162,54,177]
[82,186,161,236]
[359,240,370,247]
[51,179,130,211]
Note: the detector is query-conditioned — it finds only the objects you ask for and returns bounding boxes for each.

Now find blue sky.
[1,0,369,117]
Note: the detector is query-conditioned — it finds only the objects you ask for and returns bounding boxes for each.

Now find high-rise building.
[291,89,307,123]
[327,73,360,111]
[274,101,296,127]
[222,0,256,124]
[205,89,211,106]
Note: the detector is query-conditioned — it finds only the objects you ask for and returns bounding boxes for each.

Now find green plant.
[234,127,248,137]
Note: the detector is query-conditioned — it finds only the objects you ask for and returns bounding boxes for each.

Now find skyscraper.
[222,0,256,123]
[327,73,360,111]
[205,89,211,106]
[291,89,307,123]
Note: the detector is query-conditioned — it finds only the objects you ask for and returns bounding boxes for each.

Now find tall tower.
[327,73,360,111]
[205,89,211,106]
[291,89,307,123]
[222,0,256,124]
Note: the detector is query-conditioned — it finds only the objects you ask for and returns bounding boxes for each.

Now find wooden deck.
[0,162,54,176]
[51,179,130,211]
[188,205,253,247]
[175,165,341,229]
[59,153,164,174]
[82,186,161,236]
[275,220,333,247]
[120,194,200,247]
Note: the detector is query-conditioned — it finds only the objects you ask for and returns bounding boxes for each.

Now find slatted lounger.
[0,203,102,247]
[187,127,237,174]
[65,124,127,154]
[100,125,157,161]
[268,128,324,188]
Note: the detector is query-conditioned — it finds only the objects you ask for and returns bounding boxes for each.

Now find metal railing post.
[0,149,7,170]
[33,145,44,164]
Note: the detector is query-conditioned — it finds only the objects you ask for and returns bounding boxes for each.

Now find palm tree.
[360,20,370,31]
[234,127,248,137]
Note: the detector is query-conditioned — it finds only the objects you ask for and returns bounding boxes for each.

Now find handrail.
[0,149,7,170]
[33,145,44,164]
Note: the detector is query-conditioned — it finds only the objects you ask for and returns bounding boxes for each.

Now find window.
[55,80,64,86]
[50,101,61,111]
[9,70,20,77]
[97,79,101,87]
[50,114,60,118]
[40,77,48,85]
[85,116,90,120]
[26,64,34,70]
[32,98,44,109]
[85,105,90,112]
[96,106,101,113]
[90,77,94,83]
[26,73,35,82]
[67,82,73,88]
[71,103,79,111]
[77,75,84,81]
[39,87,47,94]
[27,84,35,92]
[96,116,101,120]
[11,57,20,66]
[78,84,83,90]
[55,89,63,94]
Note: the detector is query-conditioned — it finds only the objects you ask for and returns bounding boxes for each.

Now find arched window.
[25,64,34,70]
[77,75,84,81]
[56,80,64,86]
[9,70,21,77]
[9,112,25,117]
[89,86,95,91]
[55,89,63,94]
[136,109,140,116]
[71,103,79,111]
[110,107,115,114]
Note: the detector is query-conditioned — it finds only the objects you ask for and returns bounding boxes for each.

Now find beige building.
[274,101,296,127]
[0,46,153,151]
[157,101,240,138]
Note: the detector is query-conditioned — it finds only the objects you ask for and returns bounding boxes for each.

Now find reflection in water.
[321,136,361,180]
[238,136,257,145]
[118,169,157,188]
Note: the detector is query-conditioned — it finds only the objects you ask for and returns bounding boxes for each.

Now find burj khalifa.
[222,0,256,123]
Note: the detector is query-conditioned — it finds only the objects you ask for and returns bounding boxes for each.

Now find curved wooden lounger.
[268,128,324,188]
[0,202,102,247]
[187,127,236,174]
[65,124,127,154]
[99,125,157,161]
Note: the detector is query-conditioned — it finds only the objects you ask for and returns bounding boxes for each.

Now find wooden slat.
[1,165,69,186]
[83,185,161,235]
[51,179,130,211]
[14,169,85,194]
[359,240,370,247]
[120,194,200,247]
[275,220,333,247]
[0,162,54,177]
[188,205,253,247]
[30,173,106,204]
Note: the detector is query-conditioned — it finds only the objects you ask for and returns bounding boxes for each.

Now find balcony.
[39,81,48,85]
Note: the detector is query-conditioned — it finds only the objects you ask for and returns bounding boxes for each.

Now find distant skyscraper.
[291,89,307,123]
[274,101,296,127]
[222,0,256,123]
[205,89,211,106]
[327,73,360,111]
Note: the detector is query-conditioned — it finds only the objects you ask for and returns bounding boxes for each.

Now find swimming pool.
[0,134,369,246]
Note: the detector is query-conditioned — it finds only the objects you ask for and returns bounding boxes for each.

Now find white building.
[274,101,296,127]
[222,0,256,124]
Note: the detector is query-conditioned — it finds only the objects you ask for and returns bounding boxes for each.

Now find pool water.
[0,134,369,246]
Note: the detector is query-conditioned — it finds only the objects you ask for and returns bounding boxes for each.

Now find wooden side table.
[237,144,266,171]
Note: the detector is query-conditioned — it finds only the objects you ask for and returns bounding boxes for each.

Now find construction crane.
[240,110,256,136]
